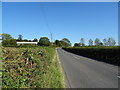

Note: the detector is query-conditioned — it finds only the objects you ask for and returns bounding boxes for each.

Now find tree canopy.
[2,39,17,46]
[18,35,23,41]
[38,37,50,46]
[33,38,38,42]
[1,33,13,40]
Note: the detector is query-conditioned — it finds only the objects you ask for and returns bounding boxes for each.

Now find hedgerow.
[1,47,64,88]
[63,46,120,66]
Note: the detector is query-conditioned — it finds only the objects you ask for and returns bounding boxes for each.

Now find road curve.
[57,48,118,88]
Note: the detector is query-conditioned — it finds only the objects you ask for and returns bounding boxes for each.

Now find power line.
[40,3,53,42]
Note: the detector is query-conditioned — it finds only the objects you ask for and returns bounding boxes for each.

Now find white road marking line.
[117,76,120,78]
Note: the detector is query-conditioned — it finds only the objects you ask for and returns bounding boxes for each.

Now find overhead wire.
[39,3,53,42]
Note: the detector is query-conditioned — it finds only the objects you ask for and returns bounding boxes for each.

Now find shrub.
[2,39,17,46]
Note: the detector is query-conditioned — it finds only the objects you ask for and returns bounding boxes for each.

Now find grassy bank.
[63,46,120,66]
[1,46,64,88]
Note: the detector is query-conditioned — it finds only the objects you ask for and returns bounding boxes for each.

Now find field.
[1,46,64,88]
[63,46,120,66]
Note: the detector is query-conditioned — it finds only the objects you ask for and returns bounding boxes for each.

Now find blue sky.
[2,2,118,45]
[0,2,2,34]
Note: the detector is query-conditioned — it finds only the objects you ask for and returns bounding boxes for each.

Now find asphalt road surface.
[57,48,118,88]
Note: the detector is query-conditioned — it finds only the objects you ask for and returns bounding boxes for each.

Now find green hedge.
[63,46,120,66]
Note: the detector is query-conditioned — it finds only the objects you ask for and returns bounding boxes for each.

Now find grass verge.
[2,46,64,88]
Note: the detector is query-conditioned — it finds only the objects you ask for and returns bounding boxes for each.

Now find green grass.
[2,46,65,88]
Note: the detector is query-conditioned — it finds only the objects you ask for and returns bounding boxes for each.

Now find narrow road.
[57,48,118,88]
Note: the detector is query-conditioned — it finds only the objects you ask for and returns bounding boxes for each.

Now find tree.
[54,40,62,47]
[103,38,108,46]
[107,37,116,46]
[2,39,17,46]
[99,42,103,46]
[38,37,50,46]
[88,39,93,46]
[18,34,23,41]
[74,43,80,47]
[111,39,116,46]
[62,38,71,44]
[80,38,85,46]
[1,33,12,40]
[28,40,32,42]
[61,38,71,47]
[54,40,59,46]
[33,38,38,42]
[23,39,28,42]
[95,38,100,46]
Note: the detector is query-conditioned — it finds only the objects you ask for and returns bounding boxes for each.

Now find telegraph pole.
[51,33,53,46]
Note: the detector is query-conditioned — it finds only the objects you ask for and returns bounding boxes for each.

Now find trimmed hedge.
[63,47,120,66]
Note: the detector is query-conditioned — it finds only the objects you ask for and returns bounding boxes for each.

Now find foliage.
[53,38,71,48]
[2,47,64,88]
[54,40,62,47]
[1,33,13,40]
[18,35,23,41]
[88,39,93,46]
[80,38,85,46]
[94,38,101,46]
[2,39,17,46]
[103,38,107,46]
[38,37,50,46]
[74,43,80,47]
[103,37,116,46]
[33,38,38,42]
[54,38,71,48]
[74,37,117,47]
[62,38,71,47]
[107,37,116,46]
[63,46,120,66]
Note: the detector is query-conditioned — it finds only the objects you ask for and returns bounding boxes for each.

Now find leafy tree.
[61,38,71,47]
[38,37,50,46]
[95,38,100,46]
[74,43,80,47]
[112,39,116,46]
[99,42,103,46]
[54,40,59,46]
[107,37,116,46]
[54,40,62,47]
[2,39,17,46]
[23,39,28,42]
[62,38,71,44]
[18,35,23,41]
[103,38,108,46]
[33,38,38,42]
[1,33,12,40]
[28,40,32,42]
[88,39,93,46]
[80,38,85,46]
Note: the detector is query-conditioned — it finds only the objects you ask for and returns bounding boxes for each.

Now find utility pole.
[51,33,53,46]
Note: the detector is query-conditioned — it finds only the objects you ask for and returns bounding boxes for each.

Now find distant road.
[57,48,118,88]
